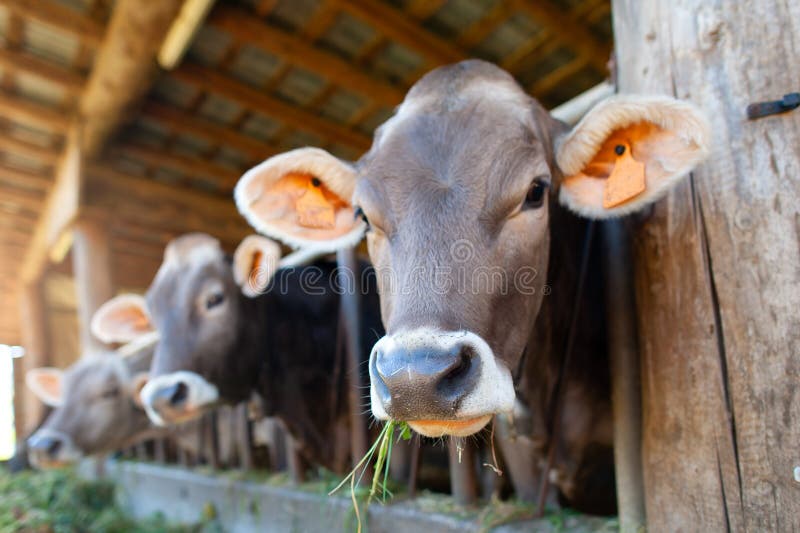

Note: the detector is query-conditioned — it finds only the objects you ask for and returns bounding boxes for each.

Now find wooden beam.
[72,215,114,355]
[334,0,463,65]
[0,0,105,46]
[511,0,610,73]
[208,7,404,107]
[20,128,81,283]
[0,92,71,132]
[113,142,241,190]
[78,0,183,157]
[0,133,59,166]
[172,64,372,151]
[0,48,86,96]
[20,0,184,284]
[405,0,447,19]
[141,100,274,162]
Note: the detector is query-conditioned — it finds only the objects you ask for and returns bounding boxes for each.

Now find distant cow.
[233,60,709,509]
[25,340,156,468]
[97,234,382,474]
[25,337,247,469]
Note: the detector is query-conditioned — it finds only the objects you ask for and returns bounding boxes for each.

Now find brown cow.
[233,60,709,508]
[25,340,156,468]
[25,331,243,469]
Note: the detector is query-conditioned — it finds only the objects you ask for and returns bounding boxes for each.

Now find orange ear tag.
[603,143,646,209]
[295,177,336,229]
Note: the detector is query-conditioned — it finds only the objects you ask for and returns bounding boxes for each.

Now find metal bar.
[447,439,478,504]
[237,403,254,470]
[536,221,595,516]
[408,434,421,499]
[336,248,371,479]
[603,220,646,532]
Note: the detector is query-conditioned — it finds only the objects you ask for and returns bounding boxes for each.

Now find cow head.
[235,60,710,437]
[25,347,152,469]
[100,233,281,426]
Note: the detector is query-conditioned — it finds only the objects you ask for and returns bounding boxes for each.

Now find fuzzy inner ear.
[555,95,711,218]
[26,368,63,407]
[233,235,282,298]
[235,147,366,252]
[91,294,155,344]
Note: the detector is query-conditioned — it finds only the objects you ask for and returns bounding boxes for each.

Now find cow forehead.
[66,356,127,397]
[373,68,530,154]
[163,233,222,268]
[150,234,225,294]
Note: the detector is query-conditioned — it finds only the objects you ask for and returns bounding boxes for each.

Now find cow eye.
[354,206,370,229]
[525,178,549,209]
[100,387,119,399]
[205,292,225,310]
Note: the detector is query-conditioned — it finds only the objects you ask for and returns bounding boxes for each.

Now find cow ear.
[233,235,282,297]
[91,294,155,344]
[130,373,149,409]
[555,95,710,218]
[26,368,63,407]
[235,147,366,252]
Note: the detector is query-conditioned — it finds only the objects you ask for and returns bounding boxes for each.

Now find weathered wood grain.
[612,0,800,530]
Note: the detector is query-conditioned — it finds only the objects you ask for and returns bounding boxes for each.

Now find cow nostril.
[170,382,189,407]
[443,348,472,382]
[46,439,62,457]
[436,344,479,400]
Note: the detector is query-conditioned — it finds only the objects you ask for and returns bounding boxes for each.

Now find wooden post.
[603,221,645,532]
[286,433,306,484]
[236,403,253,470]
[447,439,478,505]
[17,283,49,437]
[407,434,421,499]
[336,248,371,476]
[72,215,114,356]
[613,1,800,529]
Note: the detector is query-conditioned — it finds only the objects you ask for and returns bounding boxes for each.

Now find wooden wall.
[613,0,800,530]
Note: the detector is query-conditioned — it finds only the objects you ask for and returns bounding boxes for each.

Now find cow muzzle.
[369,329,515,437]
[140,371,219,426]
[27,429,81,469]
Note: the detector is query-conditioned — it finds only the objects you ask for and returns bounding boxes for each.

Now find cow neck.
[232,288,274,403]
[518,203,610,421]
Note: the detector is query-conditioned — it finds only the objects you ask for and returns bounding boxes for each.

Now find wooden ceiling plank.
[0,92,71,132]
[0,0,105,46]
[0,48,86,96]
[0,164,51,191]
[405,0,447,20]
[254,0,279,17]
[113,142,241,191]
[499,32,553,74]
[20,0,184,284]
[332,0,464,65]
[86,163,241,220]
[530,55,591,97]
[510,0,609,73]
[142,100,274,162]
[209,7,403,107]
[0,184,44,212]
[78,1,183,157]
[0,131,60,165]
[456,1,516,50]
[172,63,372,151]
